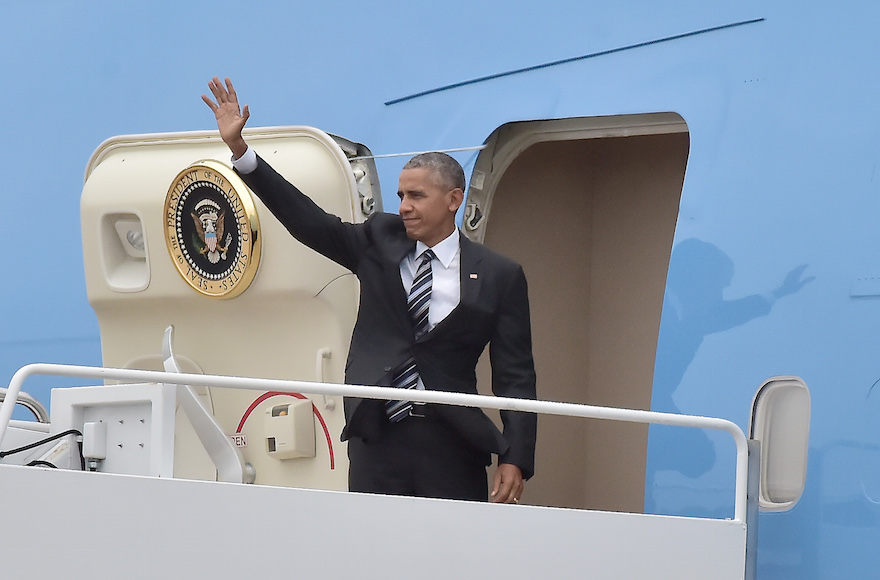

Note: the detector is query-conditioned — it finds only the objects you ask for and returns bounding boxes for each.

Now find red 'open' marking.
[236,391,335,470]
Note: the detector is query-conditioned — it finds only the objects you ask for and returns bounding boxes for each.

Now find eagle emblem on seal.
[191,198,233,264]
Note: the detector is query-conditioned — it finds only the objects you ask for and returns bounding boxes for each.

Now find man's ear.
[448,187,464,213]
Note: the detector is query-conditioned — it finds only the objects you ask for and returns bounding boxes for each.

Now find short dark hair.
[402,152,466,191]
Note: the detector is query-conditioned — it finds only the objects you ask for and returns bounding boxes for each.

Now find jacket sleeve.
[236,154,366,272]
[490,264,538,479]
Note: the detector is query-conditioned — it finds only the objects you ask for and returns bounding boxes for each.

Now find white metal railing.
[0,387,50,423]
[0,363,750,521]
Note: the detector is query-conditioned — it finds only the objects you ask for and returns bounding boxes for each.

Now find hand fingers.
[512,480,524,503]
[506,478,524,504]
[491,471,500,496]
[502,477,523,503]
[208,76,231,104]
[490,467,504,500]
[496,482,521,503]
[495,482,513,503]
[201,93,218,112]
[491,464,525,503]
[491,474,521,503]
[225,77,238,102]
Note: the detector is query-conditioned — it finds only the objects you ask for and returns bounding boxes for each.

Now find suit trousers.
[347,406,489,502]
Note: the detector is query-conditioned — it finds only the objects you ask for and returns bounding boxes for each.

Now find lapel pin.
[470,273,478,279]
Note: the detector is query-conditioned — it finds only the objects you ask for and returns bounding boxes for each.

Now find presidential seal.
[164,160,261,298]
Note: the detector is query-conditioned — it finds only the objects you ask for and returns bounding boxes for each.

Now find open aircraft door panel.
[465,114,690,512]
[79,126,381,488]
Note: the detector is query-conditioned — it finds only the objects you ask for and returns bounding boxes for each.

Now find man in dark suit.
[204,77,536,503]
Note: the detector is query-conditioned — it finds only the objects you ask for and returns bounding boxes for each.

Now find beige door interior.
[467,114,689,511]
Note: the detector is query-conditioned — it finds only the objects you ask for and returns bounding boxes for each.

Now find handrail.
[0,387,50,423]
[0,363,750,522]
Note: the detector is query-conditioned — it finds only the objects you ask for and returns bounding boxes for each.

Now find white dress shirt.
[400,230,461,332]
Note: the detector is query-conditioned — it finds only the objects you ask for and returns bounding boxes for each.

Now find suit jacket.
[238,156,537,478]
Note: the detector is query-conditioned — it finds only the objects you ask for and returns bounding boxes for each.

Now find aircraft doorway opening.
[467,114,689,512]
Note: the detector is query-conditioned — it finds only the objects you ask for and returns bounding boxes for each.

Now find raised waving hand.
[202,76,250,159]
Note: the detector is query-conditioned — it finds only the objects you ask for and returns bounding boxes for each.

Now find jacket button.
[384,366,392,372]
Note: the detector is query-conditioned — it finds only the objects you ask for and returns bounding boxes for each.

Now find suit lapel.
[382,232,416,335]
[458,233,483,308]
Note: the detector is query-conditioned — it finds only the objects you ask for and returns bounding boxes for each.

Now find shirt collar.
[415,229,459,268]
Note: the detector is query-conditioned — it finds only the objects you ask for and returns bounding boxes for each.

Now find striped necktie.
[386,249,435,421]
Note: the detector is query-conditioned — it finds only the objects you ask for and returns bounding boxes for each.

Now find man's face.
[397,167,462,247]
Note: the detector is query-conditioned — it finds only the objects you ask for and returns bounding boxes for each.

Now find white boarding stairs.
[0,332,810,579]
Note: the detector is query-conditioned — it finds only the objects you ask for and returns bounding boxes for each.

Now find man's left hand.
[490,463,524,503]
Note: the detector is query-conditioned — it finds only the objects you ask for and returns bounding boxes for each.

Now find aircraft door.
[80,126,381,489]
[466,114,689,511]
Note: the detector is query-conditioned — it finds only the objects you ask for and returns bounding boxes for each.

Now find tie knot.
[419,249,435,265]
